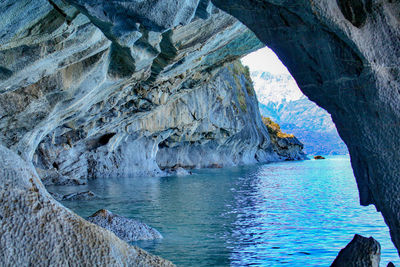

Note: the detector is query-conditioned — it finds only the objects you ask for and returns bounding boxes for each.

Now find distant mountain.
[251,70,348,155]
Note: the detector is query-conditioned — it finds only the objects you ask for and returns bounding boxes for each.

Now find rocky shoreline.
[1,0,399,266]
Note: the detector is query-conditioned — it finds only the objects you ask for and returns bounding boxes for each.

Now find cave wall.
[0,1,305,264]
[1,0,400,264]
[35,61,305,185]
[212,0,400,252]
[1,0,296,185]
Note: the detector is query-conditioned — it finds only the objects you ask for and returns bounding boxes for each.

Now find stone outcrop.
[33,60,303,184]
[1,0,400,264]
[213,0,400,253]
[0,1,306,264]
[262,116,306,160]
[0,145,173,266]
[331,234,381,267]
[88,209,163,242]
[0,0,301,186]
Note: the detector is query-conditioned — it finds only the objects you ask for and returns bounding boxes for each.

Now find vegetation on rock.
[261,116,295,139]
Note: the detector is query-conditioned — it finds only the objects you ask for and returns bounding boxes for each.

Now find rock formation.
[1,0,400,264]
[0,145,174,266]
[262,116,306,160]
[0,0,304,264]
[0,0,303,186]
[331,234,381,267]
[88,209,163,242]
[213,0,400,254]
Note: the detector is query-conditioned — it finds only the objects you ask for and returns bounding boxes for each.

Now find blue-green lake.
[51,155,399,266]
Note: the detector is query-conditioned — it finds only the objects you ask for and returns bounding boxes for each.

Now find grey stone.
[0,145,173,266]
[62,190,97,201]
[1,0,400,263]
[87,209,163,242]
[331,234,380,267]
[213,0,400,254]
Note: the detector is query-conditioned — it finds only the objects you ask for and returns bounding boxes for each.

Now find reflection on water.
[50,156,399,266]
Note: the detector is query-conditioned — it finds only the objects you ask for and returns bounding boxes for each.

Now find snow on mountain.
[249,70,348,155]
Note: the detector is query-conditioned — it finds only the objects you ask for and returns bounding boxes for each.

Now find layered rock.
[0,1,305,264]
[2,0,400,264]
[33,60,304,185]
[0,0,298,186]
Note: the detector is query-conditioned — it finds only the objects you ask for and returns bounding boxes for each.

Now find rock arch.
[212,0,400,252]
[0,0,399,264]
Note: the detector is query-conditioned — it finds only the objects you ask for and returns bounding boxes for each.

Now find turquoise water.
[52,156,399,266]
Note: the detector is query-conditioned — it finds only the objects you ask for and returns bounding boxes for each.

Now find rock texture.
[331,234,381,267]
[88,209,163,242]
[213,0,400,254]
[0,0,301,186]
[0,1,306,264]
[0,145,174,266]
[2,0,400,263]
[261,116,306,160]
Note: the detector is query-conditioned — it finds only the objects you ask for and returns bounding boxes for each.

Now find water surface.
[50,156,399,266]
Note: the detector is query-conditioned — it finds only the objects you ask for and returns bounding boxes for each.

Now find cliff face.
[0,1,305,264]
[35,60,302,185]
[0,0,305,186]
[1,0,400,265]
[261,116,305,160]
[213,0,400,253]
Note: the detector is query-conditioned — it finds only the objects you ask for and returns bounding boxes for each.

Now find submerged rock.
[331,234,380,267]
[62,191,97,201]
[0,145,173,266]
[173,167,192,176]
[87,209,163,242]
[49,191,97,201]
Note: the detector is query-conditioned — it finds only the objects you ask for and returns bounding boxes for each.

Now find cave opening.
[1,0,399,266]
[241,46,348,156]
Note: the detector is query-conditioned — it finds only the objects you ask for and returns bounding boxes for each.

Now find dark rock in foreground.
[331,234,380,267]
[314,155,326,160]
[88,209,163,242]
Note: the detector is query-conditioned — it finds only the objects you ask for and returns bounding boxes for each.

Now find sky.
[241,47,290,75]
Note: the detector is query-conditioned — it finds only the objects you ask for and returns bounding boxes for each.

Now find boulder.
[62,191,97,201]
[0,145,173,266]
[331,234,381,267]
[87,209,163,242]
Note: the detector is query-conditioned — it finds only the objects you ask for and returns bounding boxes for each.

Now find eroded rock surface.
[0,0,300,186]
[2,0,400,263]
[331,234,381,267]
[0,1,306,264]
[0,145,173,266]
[212,0,400,253]
[88,209,163,242]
